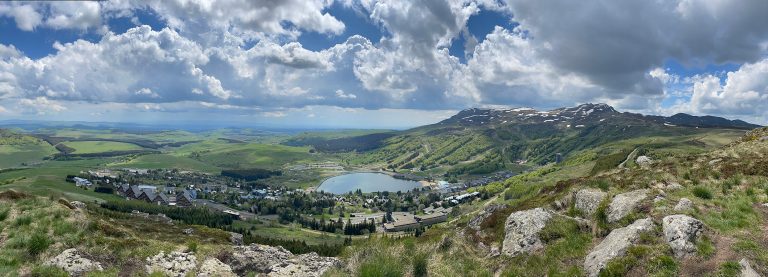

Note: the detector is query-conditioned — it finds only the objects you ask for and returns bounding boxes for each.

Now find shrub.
[359,253,403,277]
[412,253,428,277]
[648,255,678,275]
[717,261,741,277]
[187,241,198,253]
[539,216,580,243]
[30,265,68,277]
[594,198,610,232]
[696,236,715,258]
[27,232,51,257]
[692,186,713,199]
[0,208,9,221]
[587,179,611,191]
[14,215,32,226]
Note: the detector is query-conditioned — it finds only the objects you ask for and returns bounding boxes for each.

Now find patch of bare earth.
[680,235,738,276]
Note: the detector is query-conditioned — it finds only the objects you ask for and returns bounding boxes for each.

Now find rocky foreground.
[46,244,340,277]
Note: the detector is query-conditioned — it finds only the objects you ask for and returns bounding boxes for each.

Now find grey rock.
[182,228,193,235]
[268,252,342,277]
[502,208,552,257]
[469,204,508,231]
[199,258,236,277]
[584,218,655,277]
[44,248,103,276]
[145,251,197,277]
[674,198,694,212]
[663,215,704,258]
[70,201,86,209]
[665,182,683,191]
[636,156,653,167]
[489,246,501,257]
[608,189,648,223]
[760,136,768,142]
[740,258,761,277]
[230,232,243,245]
[574,189,607,216]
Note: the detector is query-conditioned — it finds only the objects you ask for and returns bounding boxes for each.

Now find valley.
[0,104,764,276]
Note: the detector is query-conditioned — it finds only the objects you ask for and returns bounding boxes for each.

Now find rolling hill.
[293,104,759,175]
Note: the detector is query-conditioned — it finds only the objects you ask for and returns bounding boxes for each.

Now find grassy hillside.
[0,129,58,169]
[63,141,144,154]
[329,127,768,276]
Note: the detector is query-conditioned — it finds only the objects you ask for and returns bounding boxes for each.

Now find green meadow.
[63,141,144,154]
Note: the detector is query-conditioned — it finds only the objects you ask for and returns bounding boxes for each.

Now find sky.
[0,0,766,129]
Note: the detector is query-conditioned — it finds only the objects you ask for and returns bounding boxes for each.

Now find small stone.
[663,215,704,258]
[574,189,607,216]
[674,198,694,211]
[44,248,103,275]
[70,201,86,209]
[230,232,244,245]
[182,228,193,235]
[608,189,648,223]
[740,258,760,277]
[636,156,653,167]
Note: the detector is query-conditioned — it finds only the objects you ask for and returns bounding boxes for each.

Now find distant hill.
[299,103,759,175]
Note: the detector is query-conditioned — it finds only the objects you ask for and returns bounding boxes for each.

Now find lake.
[317,172,422,194]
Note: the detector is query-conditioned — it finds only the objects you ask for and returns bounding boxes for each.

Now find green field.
[174,140,318,169]
[232,221,347,246]
[111,153,221,173]
[0,158,123,203]
[0,144,57,168]
[63,141,144,154]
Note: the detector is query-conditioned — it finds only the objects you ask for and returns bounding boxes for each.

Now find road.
[195,199,259,220]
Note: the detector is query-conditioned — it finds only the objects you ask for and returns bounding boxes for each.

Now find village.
[68,167,512,234]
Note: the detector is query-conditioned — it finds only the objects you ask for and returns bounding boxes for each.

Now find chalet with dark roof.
[175,191,194,207]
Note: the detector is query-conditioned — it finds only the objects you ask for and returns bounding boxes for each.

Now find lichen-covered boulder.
[268,252,342,277]
[226,244,294,274]
[674,198,694,212]
[636,156,653,167]
[584,218,655,277]
[662,215,704,258]
[501,208,552,257]
[574,189,607,216]
[44,248,103,276]
[608,189,648,223]
[145,251,197,277]
[198,258,236,277]
[469,204,508,231]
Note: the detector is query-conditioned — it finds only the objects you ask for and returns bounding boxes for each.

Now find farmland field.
[110,153,221,173]
[63,140,144,154]
[175,140,319,169]
[0,143,57,168]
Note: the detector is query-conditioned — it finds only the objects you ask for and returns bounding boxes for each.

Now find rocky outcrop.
[44,248,103,276]
[636,156,652,167]
[145,251,197,277]
[608,189,648,223]
[469,204,508,231]
[584,218,655,277]
[501,208,552,257]
[574,189,607,216]
[674,198,694,211]
[229,232,244,245]
[740,258,760,277]
[199,258,236,277]
[70,201,86,209]
[268,252,342,277]
[224,244,340,276]
[663,215,704,258]
[665,182,683,191]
